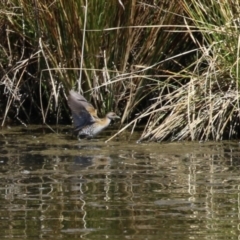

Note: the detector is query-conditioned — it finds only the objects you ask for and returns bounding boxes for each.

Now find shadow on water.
[1,125,240,239]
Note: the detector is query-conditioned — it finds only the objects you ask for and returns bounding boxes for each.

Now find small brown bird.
[68,90,120,138]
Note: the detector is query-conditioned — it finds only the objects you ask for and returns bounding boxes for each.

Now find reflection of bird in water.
[68,90,120,138]
[73,155,112,169]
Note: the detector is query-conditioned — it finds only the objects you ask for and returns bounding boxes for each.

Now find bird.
[68,90,120,138]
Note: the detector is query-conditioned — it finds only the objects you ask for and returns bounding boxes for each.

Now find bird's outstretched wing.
[68,90,97,131]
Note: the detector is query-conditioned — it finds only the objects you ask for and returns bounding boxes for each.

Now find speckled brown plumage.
[68,90,120,138]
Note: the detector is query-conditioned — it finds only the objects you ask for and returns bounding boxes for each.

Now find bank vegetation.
[0,0,239,141]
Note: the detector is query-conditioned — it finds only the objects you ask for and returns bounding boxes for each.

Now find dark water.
[0,126,240,240]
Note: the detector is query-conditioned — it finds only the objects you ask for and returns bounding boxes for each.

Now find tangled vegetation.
[0,0,240,141]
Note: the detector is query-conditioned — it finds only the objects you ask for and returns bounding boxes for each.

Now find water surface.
[0,125,240,239]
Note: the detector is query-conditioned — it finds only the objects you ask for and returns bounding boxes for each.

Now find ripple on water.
[0,125,239,239]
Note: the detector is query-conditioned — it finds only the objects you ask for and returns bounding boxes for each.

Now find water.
[0,126,240,239]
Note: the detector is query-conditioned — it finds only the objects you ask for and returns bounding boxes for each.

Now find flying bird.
[68,90,120,138]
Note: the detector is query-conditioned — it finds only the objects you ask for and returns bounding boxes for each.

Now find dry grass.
[0,0,186,125]
[134,0,240,141]
[1,0,239,142]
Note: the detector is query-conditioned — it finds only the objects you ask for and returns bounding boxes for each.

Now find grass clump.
[136,0,240,141]
[0,0,240,142]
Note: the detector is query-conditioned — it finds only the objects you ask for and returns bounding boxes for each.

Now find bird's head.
[106,112,120,120]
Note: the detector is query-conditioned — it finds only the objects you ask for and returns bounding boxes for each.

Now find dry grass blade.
[1,0,239,143]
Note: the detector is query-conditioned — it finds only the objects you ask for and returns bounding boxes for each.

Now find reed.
[0,1,184,123]
[137,0,240,141]
[0,0,239,141]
